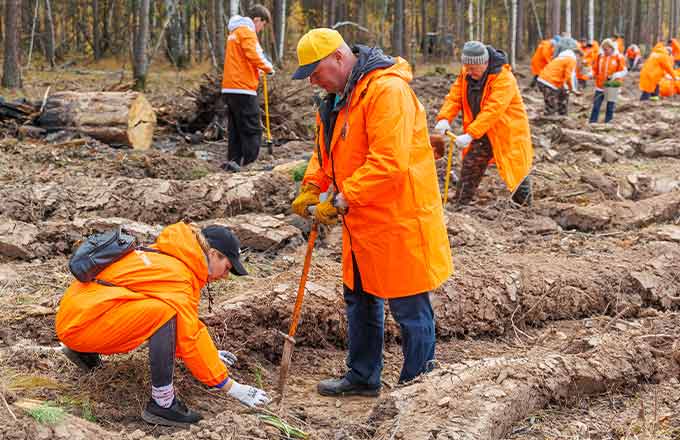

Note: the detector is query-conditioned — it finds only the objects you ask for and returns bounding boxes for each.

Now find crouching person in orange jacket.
[434,41,534,206]
[56,222,269,427]
[537,37,582,116]
[290,29,453,397]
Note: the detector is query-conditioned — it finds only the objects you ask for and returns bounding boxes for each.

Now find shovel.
[276,210,319,405]
[263,74,274,155]
[429,131,457,204]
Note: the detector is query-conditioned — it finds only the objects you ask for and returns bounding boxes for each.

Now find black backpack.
[68,227,138,283]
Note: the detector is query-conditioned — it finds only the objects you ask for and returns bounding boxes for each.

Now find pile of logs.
[0,91,157,150]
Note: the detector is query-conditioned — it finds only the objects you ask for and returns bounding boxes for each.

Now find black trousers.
[224,93,262,166]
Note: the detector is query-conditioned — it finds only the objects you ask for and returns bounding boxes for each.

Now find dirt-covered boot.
[317,377,380,397]
[142,397,202,427]
[61,345,102,372]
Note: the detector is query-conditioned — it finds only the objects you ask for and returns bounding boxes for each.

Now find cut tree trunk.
[36,91,156,150]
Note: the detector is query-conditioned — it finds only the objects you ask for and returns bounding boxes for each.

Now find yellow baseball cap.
[292,28,345,80]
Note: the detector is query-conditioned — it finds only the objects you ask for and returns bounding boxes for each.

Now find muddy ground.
[1,60,680,440]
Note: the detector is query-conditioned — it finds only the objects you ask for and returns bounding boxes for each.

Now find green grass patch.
[28,403,65,425]
[258,413,309,439]
[291,161,309,182]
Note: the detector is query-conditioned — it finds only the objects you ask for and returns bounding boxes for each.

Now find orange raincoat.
[592,52,627,90]
[302,58,453,298]
[670,39,680,64]
[659,68,680,97]
[437,64,533,193]
[639,44,675,93]
[538,51,578,90]
[531,40,555,76]
[56,222,229,388]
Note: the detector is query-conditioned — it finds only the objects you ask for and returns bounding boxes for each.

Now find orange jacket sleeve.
[238,27,273,73]
[436,74,464,122]
[562,58,576,90]
[541,43,553,65]
[465,72,515,140]
[342,77,413,206]
[661,55,675,76]
[173,280,229,387]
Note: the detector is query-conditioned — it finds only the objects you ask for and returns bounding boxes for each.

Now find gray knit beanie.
[461,41,489,65]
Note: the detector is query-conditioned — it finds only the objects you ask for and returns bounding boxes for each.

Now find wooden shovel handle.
[287,221,318,338]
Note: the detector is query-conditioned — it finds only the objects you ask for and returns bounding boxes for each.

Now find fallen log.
[36,91,156,150]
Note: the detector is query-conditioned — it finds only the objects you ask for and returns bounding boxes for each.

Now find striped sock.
[151,383,175,408]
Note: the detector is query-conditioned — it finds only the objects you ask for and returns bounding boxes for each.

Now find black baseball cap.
[201,225,248,276]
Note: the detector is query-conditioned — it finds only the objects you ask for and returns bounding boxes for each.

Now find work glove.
[434,119,452,135]
[314,197,339,225]
[455,133,473,148]
[226,379,271,408]
[291,184,320,217]
[218,350,237,367]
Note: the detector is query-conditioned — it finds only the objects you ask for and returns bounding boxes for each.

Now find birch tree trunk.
[2,0,22,88]
[468,0,474,41]
[565,0,571,36]
[273,0,286,64]
[588,0,594,40]
[229,0,239,16]
[511,0,517,68]
[132,0,150,91]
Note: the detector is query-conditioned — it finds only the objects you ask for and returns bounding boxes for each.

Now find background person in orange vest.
[640,43,676,100]
[589,39,627,123]
[56,223,269,427]
[668,38,680,68]
[576,38,593,90]
[529,37,558,88]
[434,41,533,206]
[537,38,582,115]
[626,44,642,71]
[614,34,625,54]
[290,29,453,397]
[220,5,274,172]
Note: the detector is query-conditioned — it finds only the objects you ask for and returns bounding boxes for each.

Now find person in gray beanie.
[434,41,533,206]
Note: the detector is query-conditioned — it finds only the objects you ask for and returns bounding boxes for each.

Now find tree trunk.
[2,0,22,89]
[565,0,571,35]
[92,0,102,59]
[393,0,405,55]
[658,0,665,42]
[273,0,286,64]
[628,0,636,43]
[37,92,157,150]
[587,0,594,40]
[328,0,336,26]
[455,0,465,50]
[43,0,56,68]
[468,0,474,41]
[517,0,525,58]
[214,0,225,69]
[132,0,151,91]
[166,0,188,68]
[511,0,517,67]
[551,0,561,36]
[229,0,239,16]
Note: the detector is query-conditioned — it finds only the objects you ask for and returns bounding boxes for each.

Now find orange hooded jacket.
[437,64,533,193]
[659,68,680,96]
[531,40,554,76]
[626,45,641,60]
[640,45,675,93]
[302,56,453,299]
[671,39,680,62]
[56,222,229,388]
[538,50,578,90]
[221,15,273,95]
[592,52,627,90]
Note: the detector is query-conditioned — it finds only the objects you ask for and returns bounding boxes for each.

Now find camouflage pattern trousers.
[538,82,569,116]
[454,137,533,206]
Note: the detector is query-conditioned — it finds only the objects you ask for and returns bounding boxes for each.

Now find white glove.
[218,350,237,367]
[434,119,452,135]
[226,379,271,408]
[455,133,473,148]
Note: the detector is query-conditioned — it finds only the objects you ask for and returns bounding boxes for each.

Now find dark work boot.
[317,377,381,397]
[142,397,203,427]
[61,346,102,372]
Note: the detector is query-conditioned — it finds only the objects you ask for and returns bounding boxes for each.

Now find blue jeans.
[343,258,436,387]
[589,91,615,123]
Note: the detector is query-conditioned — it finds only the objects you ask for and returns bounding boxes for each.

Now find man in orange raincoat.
[434,41,533,206]
[626,44,642,71]
[668,38,680,68]
[640,43,677,100]
[290,29,453,397]
[56,222,269,426]
[220,4,273,171]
